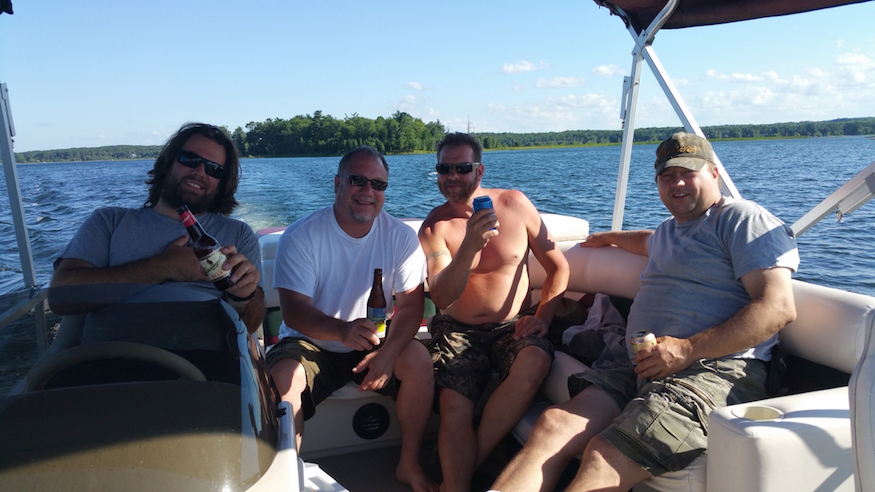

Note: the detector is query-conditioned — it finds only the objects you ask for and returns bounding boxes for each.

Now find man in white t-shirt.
[267,146,437,492]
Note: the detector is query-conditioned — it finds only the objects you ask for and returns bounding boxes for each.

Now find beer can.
[473,196,497,230]
[630,330,657,353]
[472,195,493,213]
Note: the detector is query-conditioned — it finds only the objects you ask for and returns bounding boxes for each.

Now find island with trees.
[13,113,874,163]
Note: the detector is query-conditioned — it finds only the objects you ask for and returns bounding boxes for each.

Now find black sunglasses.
[176,149,225,179]
[346,174,388,191]
[436,162,480,175]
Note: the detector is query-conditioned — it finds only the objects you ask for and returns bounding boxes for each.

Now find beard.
[438,176,478,204]
[160,174,217,214]
[346,197,379,223]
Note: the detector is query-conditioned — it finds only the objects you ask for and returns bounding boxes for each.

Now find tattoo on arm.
[426,250,450,260]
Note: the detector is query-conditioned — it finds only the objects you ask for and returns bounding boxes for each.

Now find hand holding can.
[631,330,657,353]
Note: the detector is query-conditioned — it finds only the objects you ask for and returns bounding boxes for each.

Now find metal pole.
[0,82,48,354]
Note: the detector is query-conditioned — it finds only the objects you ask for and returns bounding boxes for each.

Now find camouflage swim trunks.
[424,312,554,404]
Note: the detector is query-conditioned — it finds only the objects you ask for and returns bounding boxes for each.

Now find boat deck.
[310,434,578,492]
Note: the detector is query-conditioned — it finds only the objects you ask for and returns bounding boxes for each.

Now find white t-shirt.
[273,206,427,353]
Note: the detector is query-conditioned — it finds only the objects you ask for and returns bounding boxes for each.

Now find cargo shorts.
[424,312,554,404]
[568,357,769,476]
[266,337,399,420]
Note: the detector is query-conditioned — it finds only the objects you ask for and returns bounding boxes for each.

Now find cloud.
[483,92,619,132]
[592,64,625,77]
[836,52,872,69]
[501,60,548,74]
[405,82,425,90]
[536,76,587,88]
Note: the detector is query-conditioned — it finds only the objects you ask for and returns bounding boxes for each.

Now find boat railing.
[791,160,875,236]
[1,82,49,354]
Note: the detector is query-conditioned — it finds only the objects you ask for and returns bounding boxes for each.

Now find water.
[2,136,875,298]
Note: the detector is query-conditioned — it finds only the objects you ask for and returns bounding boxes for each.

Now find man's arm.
[514,201,570,339]
[218,244,264,332]
[579,230,652,256]
[225,287,265,333]
[635,266,797,379]
[277,288,380,351]
[419,209,497,310]
[353,284,425,391]
[51,235,207,288]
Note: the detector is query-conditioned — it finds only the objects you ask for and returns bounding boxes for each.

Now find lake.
[1,135,875,394]
[3,136,874,298]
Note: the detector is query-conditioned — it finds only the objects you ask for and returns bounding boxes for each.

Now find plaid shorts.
[568,357,769,476]
[424,312,554,404]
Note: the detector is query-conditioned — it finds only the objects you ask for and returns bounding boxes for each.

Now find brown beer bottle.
[367,268,387,340]
[176,204,234,291]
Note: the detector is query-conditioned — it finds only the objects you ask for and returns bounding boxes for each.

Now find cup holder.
[731,405,784,421]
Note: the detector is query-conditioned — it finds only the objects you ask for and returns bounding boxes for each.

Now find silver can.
[630,330,657,353]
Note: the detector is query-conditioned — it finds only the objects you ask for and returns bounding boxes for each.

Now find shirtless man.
[418,132,570,491]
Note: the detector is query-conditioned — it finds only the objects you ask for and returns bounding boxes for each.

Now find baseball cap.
[654,132,715,178]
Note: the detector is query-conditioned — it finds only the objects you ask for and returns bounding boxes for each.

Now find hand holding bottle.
[218,244,260,302]
[341,318,381,351]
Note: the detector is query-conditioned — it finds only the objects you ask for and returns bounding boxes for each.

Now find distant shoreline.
[13,133,875,164]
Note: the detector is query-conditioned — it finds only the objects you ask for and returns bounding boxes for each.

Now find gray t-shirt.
[628,196,799,361]
[57,206,262,348]
[58,206,260,277]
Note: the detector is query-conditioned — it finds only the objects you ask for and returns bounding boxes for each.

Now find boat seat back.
[258,213,591,346]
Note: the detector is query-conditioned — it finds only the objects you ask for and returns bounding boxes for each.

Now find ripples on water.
[2,136,874,298]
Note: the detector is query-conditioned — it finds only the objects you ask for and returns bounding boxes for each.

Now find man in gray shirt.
[51,122,264,333]
[493,132,798,492]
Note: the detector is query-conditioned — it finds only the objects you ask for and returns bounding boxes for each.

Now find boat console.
[0,284,303,492]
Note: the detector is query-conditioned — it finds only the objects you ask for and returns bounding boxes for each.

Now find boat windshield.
[0,283,280,492]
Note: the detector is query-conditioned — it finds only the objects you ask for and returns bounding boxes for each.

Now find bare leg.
[394,341,440,492]
[438,387,478,492]
[565,436,651,492]
[475,345,551,466]
[492,386,621,492]
[269,358,309,450]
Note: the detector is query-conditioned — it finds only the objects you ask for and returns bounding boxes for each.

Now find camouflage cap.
[654,132,715,178]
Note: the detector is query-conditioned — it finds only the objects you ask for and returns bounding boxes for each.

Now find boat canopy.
[595,0,872,34]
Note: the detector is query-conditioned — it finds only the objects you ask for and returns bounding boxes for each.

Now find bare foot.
[397,462,439,492]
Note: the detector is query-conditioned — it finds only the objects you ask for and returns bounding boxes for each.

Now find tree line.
[12,114,875,163]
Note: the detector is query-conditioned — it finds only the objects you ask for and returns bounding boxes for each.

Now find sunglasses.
[436,162,480,175]
[176,149,226,179]
[346,174,388,191]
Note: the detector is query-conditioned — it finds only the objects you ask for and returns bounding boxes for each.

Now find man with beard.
[418,133,569,491]
[267,146,438,492]
[51,122,264,332]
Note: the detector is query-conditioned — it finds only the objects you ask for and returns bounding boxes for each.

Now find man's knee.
[396,340,434,377]
[439,387,475,418]
[510,345,552,381]
[269,357,306,397]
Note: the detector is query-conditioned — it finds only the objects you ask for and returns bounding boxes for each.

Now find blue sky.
[1,1,874,152]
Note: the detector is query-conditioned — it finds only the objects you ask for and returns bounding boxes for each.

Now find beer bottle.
[367,268,387,340]
[176,204,234,291]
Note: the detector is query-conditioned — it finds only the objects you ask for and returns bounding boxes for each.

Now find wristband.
[225,290,255,302]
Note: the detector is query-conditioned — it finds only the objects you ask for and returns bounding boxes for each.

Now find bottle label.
[180,210,197,228]
[368,307,387,339]
[199,249,231,282]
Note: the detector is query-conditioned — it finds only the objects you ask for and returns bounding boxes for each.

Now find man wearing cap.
[492,132,799,492]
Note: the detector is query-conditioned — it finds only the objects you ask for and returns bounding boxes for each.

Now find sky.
[1,1,874,153]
